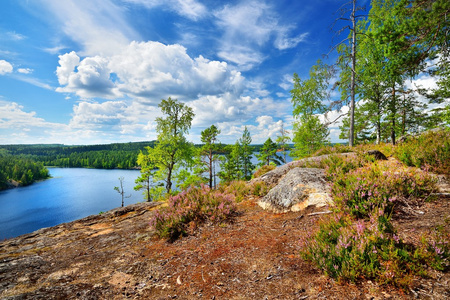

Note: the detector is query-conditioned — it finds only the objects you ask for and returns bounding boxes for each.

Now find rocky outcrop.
[251,152,356,187]
[257,168,332,213]
[254,151,389,213]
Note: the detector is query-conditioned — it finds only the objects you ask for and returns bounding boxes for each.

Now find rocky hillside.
[1,156,449,299]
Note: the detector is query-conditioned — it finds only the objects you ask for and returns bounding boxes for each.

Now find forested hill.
[0,141,156,169]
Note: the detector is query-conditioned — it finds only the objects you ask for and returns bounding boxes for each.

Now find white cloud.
[213,1,308,69]
[55,42,245,101]
[42,45,68,55]
[275,32,309,50]
[279,74,293,90]
[0,60,13,75]
[38,0,138,56]
[217,115,288,144]
[56,52,120,99]
[6,31,26,41]
[12,75,53,90]
[17,68,33,74]
[122,0,207,20]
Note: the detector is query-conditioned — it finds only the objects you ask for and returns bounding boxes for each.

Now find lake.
[0,152,292,240]
[0,168,143,240]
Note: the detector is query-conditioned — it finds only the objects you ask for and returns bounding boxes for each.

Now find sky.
[0,0,392,145]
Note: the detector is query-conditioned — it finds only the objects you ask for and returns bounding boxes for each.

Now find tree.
[135,97,194,195]
[200,125,221,188]
[239,126,255,180]
[134,151,154,202]
[114,177,131,207]
[276,123,291,164]
[291,62,330,159]
[292,116,329,158]
[256,138,283,166]
[218,142,242,183]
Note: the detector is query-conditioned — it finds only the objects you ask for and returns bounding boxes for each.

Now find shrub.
[301,152,441,288]
[218,180,252,202]
[312,144,352,157]
[149,184,236,239]
[395,129,450,174]
[253,164,276,178]
[300,209,447,288]
[329,162,436,218]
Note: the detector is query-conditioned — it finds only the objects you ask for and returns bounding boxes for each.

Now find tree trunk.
[349,0,357,148]
[391,84,396,145]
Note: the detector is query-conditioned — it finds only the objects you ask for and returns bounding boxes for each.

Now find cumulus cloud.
[0,60,13,75]
[55,42,244,101]
[56,52,120,99]
[217,115,288,144]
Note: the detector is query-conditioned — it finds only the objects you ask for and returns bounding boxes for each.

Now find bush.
[253,164,276,178]
[329,161,436,218]
[149,184,236,240]
[395,129,450,174]
[301,208,449,288]
[300,152,442,288]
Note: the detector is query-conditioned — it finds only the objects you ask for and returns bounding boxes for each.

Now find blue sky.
[0,0,359,145]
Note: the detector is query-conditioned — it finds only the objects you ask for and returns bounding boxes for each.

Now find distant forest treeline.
[0,142,156,170]
[0,141,292,190]
[0,141,288,171]
[0,155,50,190]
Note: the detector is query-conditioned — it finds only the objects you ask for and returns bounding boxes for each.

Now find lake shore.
[1,188,449,299]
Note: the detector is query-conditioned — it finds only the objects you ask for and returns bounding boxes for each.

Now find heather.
[300,151,448,288]
[395,129,450,174]
[149,185,236,240]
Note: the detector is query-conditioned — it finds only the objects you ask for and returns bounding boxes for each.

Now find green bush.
[149,184,236,240]
[395,129,450,174]
[301,208,449,288]
[300,153,444,289]
[253,164,276,178]
[329,161,436,218]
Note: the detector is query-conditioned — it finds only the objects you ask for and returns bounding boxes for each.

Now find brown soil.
[1,180,449,299]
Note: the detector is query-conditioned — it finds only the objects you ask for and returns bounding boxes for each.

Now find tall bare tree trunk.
[349,0,357,147]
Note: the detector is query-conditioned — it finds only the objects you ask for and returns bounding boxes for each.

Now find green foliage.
[275,123,291,164]
[395,129,450,174]
[239,126,255,180]
[136,98,195,196]
[253,164,276,179]
[256,138,283,166]
[199,125,221,188]
[218,142,243,183]
[300,209,446,288]
[218,180,251,203]
[300,144,445,288]
[0,155,50,189]
[291,115,329,159]
[219,127,255,182]
[0,142,152,169]
[290,61,330,158]
[149,185,236,240]
[328,160,436,218]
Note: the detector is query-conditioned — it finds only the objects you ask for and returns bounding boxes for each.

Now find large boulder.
[257,167,332,213]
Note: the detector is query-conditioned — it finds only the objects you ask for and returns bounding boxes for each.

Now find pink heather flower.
[393,235,400,243]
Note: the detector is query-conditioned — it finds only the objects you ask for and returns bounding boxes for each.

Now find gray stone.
[257,167,332,213]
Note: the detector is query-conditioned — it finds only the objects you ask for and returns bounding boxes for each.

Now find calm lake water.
[0,152,292,240]
[0,168,143,240]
